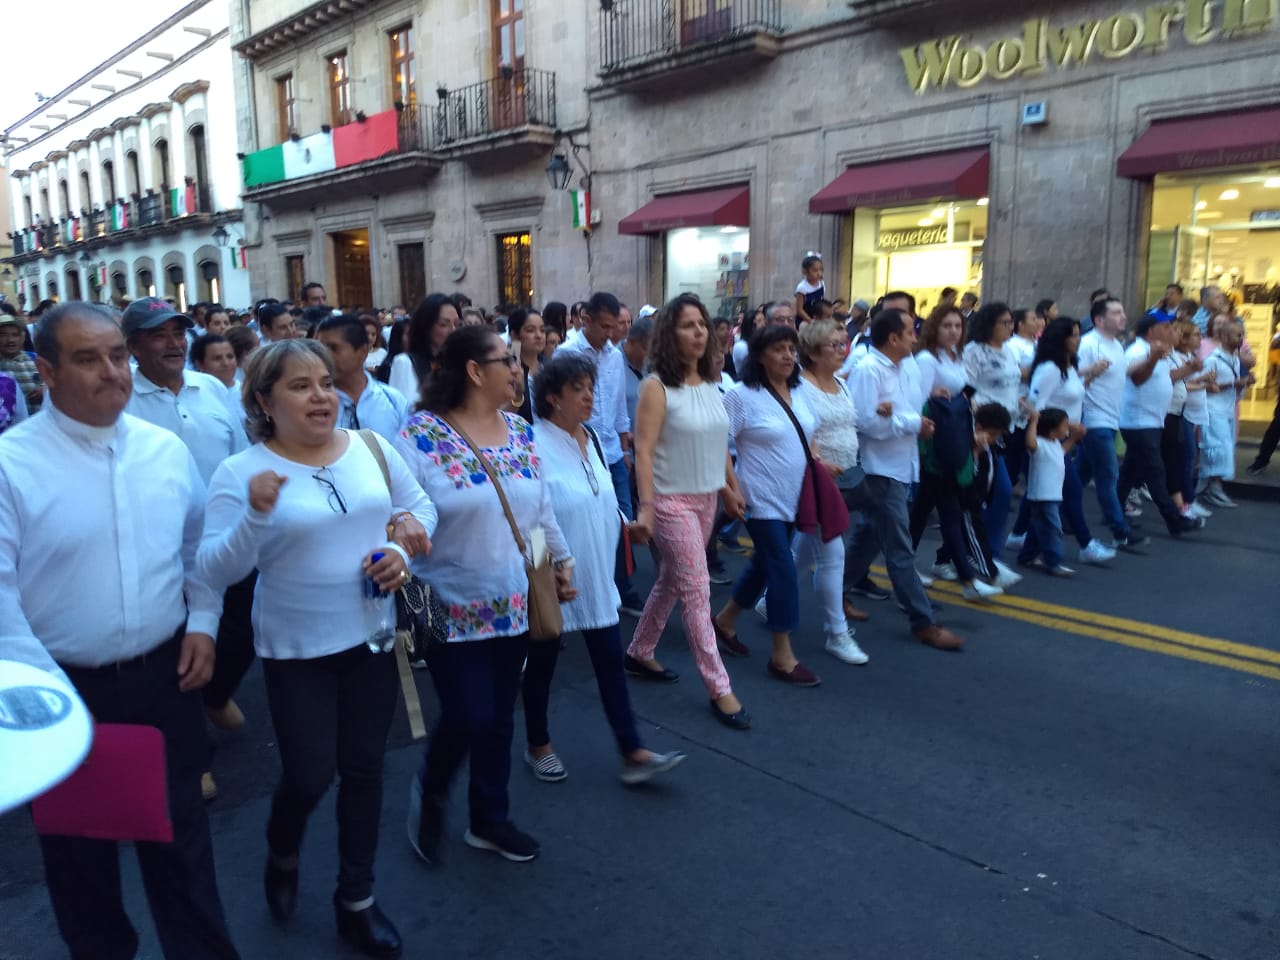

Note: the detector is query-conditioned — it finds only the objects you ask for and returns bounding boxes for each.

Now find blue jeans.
[1017,501,1064,568]
[982,450,1013,556]
[1013,451,1093,548]
[1079,427,1128,539]
[843,475,935,631]
[1179,418,1198,502]
[732,519,799,633]
[610,457,635,597]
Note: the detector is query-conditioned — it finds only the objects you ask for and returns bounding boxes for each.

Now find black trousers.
[1118,427,1183,533]
[261,643,399,903]
[202,571,258,710]
[1254,393,1280,468]
[421,634,529,828]
[41,634,240,960]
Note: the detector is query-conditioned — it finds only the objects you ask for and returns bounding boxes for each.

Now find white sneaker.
[962,580,1003,602]
[930,561,959,581]
[824,630,869,665]
[1005,532,1026,550]
[754,595,768,622]
[993,560,1023,588]
[1188,501,1212,519]
[1046,564,1076,577]
[917,570,935,587]
[1138,484,1153,503]
[1079,539,1116,565]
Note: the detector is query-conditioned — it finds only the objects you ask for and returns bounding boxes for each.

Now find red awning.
[619,186,750,235]
[1117,105,1280,178]
[808,148,990,214]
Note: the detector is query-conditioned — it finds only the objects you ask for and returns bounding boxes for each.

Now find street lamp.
[545,153,572,191]
[78,250,92,264]
[212,224,230,248]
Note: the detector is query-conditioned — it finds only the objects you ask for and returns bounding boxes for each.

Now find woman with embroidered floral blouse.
[396,325,573,867]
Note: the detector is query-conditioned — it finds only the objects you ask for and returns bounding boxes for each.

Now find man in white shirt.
[843,309,962,651]
[317,314,410,442]
[1118,315,1203,538]
[556,292,641,612]
[0,303,240,960]
[1077,297,1144,548]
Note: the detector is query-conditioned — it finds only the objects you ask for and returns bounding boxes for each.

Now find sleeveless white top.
[652,378,730,495]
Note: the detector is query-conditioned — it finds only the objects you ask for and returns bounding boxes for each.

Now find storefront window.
[1148,169,1280,420]
[849,198,987,316]
[664,226,749,319]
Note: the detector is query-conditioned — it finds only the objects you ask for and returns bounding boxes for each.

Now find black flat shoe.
[709,699,751,730]
[334,894,403,959]
[263,857,298,923]
[624,655,679,683]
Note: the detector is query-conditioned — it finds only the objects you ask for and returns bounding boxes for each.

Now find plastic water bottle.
[363,552,397,653]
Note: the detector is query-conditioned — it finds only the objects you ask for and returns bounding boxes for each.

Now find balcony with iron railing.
[598,0,783,92]
[432,68,558,161]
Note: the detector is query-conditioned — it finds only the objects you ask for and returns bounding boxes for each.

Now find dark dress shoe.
[264,858,298,923]
[334,894,403,959]
[624,655,679,683]
[709,699,751,730]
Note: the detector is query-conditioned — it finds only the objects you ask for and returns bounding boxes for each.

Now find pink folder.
[31,723,174,843]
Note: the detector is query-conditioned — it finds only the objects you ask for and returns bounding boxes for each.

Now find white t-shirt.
[1120,338,1174,430]
[1182,367,1210,426]
[1028,362,1084,422]
[1078,330,1126,430]
[724,383,816,522]
[916,349,966,397]
[1027,437,1066,502]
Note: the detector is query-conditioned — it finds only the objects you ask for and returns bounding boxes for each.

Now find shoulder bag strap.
[763,383,816,470]
[583,424,607,471]
[356,429,391,489]
[440,414,529,559]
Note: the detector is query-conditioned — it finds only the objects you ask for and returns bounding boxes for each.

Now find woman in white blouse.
[396,325,573,868]
[199,339,436,958]
[519,353,687,786]
[1016,317,1116,565]
[627,294,749,730]
[712,325,823,691]
[963,302,1022,556]
[387,293,459,404]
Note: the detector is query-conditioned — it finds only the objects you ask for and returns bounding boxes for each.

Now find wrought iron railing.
[138,189,166,226]
[396,103,433,152]
[433,68,556,146]
[600,0,782,72]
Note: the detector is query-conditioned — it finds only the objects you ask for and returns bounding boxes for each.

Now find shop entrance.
[849,198,987,316]
[331,229,373,311]
[1148,170,1280,421]
[664,225,750,319]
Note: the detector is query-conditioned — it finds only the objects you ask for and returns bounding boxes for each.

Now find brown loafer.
[767,660,821,687]
[712,619,749,658]
[842,599,870,623]
[913,624,964,651]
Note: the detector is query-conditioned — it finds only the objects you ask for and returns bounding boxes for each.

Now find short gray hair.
[242,339,334,442]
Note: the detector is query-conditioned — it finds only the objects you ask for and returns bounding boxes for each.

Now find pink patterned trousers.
[627,492,733,699]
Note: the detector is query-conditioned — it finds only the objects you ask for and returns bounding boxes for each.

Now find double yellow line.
[872,566,1280,681]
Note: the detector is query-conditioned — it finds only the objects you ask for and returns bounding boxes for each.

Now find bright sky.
[4,0,186,130]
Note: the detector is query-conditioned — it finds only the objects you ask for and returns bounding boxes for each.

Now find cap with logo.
[120,298,194,340]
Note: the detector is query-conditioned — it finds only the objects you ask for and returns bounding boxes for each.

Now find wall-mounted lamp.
[289,132,301,143]
[545,154,572,191]
[321,124,332,134]
[212,224,230,248]
[236,152,246,160]
[355,111,367,123]
[78,250,92,264]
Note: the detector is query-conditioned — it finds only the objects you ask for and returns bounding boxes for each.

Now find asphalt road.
[2,499,1277,960]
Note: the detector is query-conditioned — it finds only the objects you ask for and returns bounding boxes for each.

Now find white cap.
[0,660,93,815]
[637,305,657,320]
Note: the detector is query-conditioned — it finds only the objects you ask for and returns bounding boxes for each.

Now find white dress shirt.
[725,383,817,522]
[556,334,631,464]
[127,369,248,485]
[337,373,411,443]
[851,347,926,484]
[0,405,221,675]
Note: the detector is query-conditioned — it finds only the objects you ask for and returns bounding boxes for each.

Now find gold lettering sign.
[878,225,952,249]
[901,0,1275,94]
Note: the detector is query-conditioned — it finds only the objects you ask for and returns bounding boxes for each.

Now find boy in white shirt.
[1016,404,1083,576]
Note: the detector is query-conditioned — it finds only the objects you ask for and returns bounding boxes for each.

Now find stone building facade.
[1,0,250,311]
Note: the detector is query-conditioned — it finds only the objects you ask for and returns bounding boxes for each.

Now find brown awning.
[619,186,750,235]
[1117,105,1280,178]
[809,148,990,214]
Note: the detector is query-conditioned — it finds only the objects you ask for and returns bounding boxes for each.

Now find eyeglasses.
[312,466,347,514]
[827,340,848,352]
[476,354,520,368]
[581,459,599,496]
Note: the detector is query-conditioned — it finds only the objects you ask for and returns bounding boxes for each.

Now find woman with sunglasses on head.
[518,352,687,786]
[198,339,436,959]
[397,325,574,868]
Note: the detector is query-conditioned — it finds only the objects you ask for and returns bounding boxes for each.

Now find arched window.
[189,125,210,212]
[102,161,116,204]
[79,171,92,211]
[58,180,71,217]
[154,139,171,190]
[126,151,141,196]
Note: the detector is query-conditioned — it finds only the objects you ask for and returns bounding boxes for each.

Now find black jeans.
[261,643,399,903]
[1253,394,1280,468]
[522,624,643,756]
[421,634,529,828]
[909,471,984,583]
[41,633,240,960]
[1118,427,1183,533]
[202,571,258,710]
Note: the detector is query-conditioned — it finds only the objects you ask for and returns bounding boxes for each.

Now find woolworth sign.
[901,0,1276,94]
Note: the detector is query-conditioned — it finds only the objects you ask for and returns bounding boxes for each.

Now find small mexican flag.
[571,189,591,232]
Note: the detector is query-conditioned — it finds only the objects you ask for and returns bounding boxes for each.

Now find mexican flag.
[571,189,591,232]
[111,201,125,230]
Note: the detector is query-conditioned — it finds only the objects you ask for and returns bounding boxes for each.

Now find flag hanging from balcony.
[282,132,336,180]
[99,264,107,287]
[185,182,197,214]
[571,189,591,232]
[111,201,126,230]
